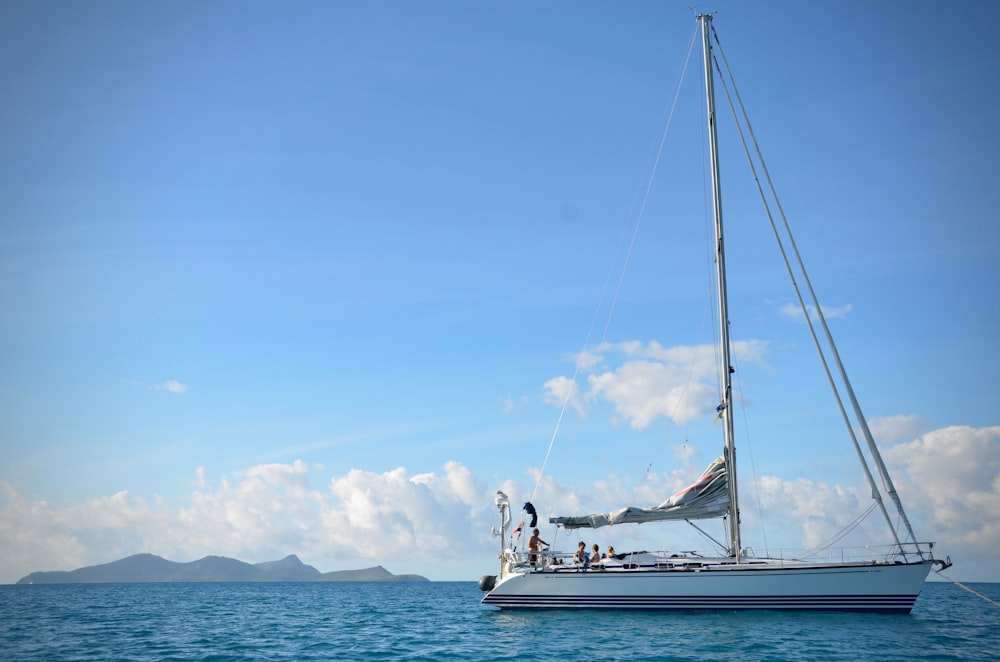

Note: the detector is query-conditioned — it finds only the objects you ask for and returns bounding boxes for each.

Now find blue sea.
[1,581,997,660]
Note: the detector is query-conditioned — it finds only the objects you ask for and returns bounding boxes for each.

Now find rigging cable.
[800,501,879,559]
[637,22,710,479]
[729,351,770,556]
[598,25,700,344]
[709,24,912,557]
[529,23,701,505]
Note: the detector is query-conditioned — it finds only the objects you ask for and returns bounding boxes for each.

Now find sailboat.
[478,14,950,613]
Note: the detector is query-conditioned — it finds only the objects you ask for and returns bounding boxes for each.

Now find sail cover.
[549,456,728,530]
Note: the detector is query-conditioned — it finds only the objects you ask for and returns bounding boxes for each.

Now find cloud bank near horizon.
[1,424,996,584]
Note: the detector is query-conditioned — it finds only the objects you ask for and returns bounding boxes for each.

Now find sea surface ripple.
[1,580,997,660]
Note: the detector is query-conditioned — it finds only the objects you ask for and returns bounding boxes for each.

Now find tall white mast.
[699,13,741,559]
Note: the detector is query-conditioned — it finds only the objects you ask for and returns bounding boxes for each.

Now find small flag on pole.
[512,521,523,537]
[714,402,728,421]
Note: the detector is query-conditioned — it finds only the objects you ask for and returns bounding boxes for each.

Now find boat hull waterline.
[482,560,933,613]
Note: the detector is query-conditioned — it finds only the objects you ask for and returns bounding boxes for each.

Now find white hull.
[482,559,933,613]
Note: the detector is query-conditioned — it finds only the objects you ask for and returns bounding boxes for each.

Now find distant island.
[16,553,429,584]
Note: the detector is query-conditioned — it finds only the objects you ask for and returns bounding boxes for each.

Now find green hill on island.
[16,553,428,584]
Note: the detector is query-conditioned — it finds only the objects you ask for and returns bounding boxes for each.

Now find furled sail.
[549,456,728,530]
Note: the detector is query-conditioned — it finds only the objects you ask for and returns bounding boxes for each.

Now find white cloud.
[1,426,995,584]
[778,302,853,322]
[155,380,187,394]
[868,414,930,442]
[126,379,188,394]
[740,425,1000,576]
[0,461,497,584]
[588,359,715,429]
[882,426,1000,556]
[543,375,586,417]
[751,475,872,550]
[572,348,603,371]
[546,339,767,430]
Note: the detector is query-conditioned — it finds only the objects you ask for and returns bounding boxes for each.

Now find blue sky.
[2,0,998,584]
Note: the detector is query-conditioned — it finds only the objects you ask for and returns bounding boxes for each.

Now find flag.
[714,402,728,421]
[511,521,523,537]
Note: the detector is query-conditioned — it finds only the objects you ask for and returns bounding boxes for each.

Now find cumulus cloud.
[883,426,1000,555]
[868,414,930,442]
[737,425,1000,573]
[0,461,496,584]
[751,475,873,551]
[0,482,158,580]
[544,339,767,429]
[543,375,586,417]
[1,426,995,584]
[588,359,714,429]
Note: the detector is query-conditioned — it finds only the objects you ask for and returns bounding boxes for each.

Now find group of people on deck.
[574,541,615,569]
[527,528,616,569]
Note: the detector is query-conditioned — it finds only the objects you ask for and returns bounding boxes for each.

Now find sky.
[2,0,999,585]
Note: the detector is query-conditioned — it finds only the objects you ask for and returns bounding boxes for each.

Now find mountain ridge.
[15,553,429,584]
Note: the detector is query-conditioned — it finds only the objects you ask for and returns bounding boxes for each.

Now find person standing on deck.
[527,529,548,565]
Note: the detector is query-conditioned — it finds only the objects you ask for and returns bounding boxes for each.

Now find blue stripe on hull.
[482,594,919,613]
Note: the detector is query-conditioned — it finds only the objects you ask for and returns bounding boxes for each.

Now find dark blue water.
[1,581,996,660]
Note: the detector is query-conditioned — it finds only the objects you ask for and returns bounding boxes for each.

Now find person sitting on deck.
[591,544,602,566]
[574,541,590,570]
[606,545,616,560]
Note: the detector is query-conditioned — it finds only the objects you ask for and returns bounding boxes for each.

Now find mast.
[699,13,741,559]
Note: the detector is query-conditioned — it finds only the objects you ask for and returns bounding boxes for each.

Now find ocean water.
[1,581,997,661]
